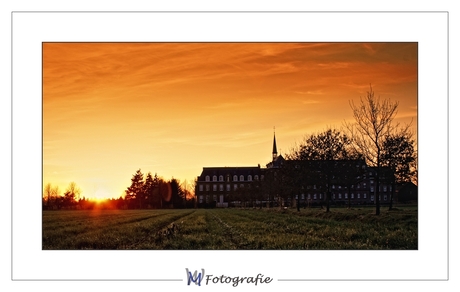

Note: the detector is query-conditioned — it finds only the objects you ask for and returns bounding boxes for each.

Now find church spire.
[272,127,278,161]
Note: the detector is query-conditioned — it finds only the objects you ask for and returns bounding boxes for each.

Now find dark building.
[195,166,265,208]
[195,132,396,208]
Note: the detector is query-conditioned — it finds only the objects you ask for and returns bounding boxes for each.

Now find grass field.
[42,206,417,250]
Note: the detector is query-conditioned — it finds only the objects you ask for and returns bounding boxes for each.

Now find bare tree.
[63,182,81,209]
[43,183,60,209]
[43,183,53,209]
[345,85,399,215]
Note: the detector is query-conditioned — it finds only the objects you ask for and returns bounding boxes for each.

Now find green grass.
[42,206,417,250]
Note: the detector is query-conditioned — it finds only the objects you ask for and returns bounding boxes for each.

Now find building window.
[345,193,348,199]
[319,194,322,200]
[307,194,311,200]
[383,186,387,192]
[370,180,374,185]
[338,193,342,199]
[351,193,354,199]
[384,195,387,201]
[213,184,217,191]
[357,193,360,199]
[213,175,217,182]
[233,175,238,181]
[332,194,335,199]
[370,187,374,192]
[213,195,217,201]
[240,175,244,181]
[338,185,341,189]
[254,175,259,181]
[226,184,231,191]
[364,193,367,199]
[219,184,223,191]
[199,195,203,203]
[332,185,335,189]
[205,175,210,182]
[301,194,305,200]
[206,185,210,191]
[234,184,237,191]
[363,182,367,188]
[313,194,317,200]
[219,175,224,182]
[370,195,374,201]
[248,175,252,181]
[199,185,203,192]
[260,175,264,180]
[240,184,244,189]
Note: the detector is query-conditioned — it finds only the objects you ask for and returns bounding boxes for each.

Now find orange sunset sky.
[43,42,418,200]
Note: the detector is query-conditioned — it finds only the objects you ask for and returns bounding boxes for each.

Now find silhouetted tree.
[126,169,144,209]
[63,182,81,209]
[144,172,155,208]
[43,183,52,209]
[43,183,60,209]
[345,85,399,215]
[381,128,417,209]
[152,173,166,208]
[170,178,185,208]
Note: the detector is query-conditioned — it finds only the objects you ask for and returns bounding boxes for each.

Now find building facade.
[195,132,396,208]
[195,166,265,208]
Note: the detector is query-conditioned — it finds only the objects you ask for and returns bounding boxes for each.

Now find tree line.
[42,172,195,210]
[124,170,195,209]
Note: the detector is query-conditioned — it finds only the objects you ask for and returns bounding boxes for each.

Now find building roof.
[197,166,263,180]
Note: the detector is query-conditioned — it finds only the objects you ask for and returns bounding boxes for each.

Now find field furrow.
[42,207,417,250]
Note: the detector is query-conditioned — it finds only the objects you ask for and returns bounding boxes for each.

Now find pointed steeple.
[272,127,278,161]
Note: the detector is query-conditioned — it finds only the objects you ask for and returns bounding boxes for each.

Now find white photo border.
[12,11,448,283]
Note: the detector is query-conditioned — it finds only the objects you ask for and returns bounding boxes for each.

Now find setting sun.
[92,188,112,201]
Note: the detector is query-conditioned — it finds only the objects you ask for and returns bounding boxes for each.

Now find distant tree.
[43,183,53,209]
[192,178,198,208]
[345,85,399,215]
[43,183,60,209]
[144,172,155,208]
[63,182,81,209]
[181,179,194,208]
[170,178,185,208]
[126,169,144,209]
[151,173,167,208]
[381,128,417,209]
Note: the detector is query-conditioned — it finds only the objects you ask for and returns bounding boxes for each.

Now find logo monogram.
[186,268,205,286]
